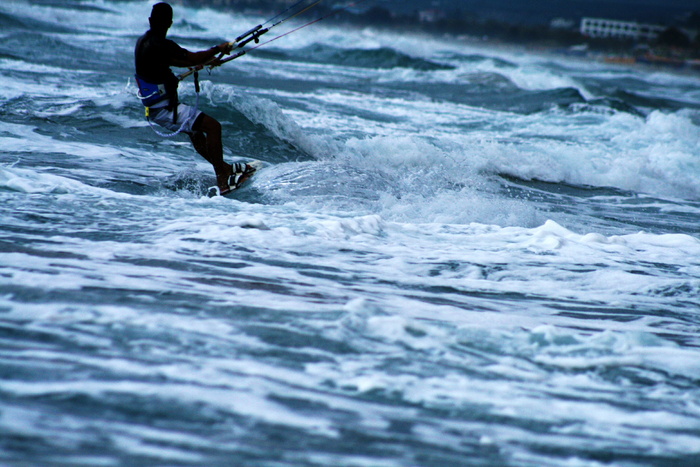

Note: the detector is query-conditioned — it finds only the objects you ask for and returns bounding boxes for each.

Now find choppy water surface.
[1,1,700,465]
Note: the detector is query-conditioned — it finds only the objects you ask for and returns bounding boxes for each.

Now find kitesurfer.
[135,2,244,195]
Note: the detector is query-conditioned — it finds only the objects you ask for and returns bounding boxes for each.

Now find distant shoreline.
[180,0,700,75]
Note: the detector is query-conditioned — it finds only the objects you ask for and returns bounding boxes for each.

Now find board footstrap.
[229,163,257,189]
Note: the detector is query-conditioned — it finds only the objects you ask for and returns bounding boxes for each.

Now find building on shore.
[580,17,665,42]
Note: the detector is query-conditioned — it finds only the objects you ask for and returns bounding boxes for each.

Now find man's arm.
[171,42,233,67]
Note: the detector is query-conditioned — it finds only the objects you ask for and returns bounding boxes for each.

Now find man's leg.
[190,113,232,190]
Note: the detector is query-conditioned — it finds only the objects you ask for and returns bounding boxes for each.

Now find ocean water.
[1,1,700,465]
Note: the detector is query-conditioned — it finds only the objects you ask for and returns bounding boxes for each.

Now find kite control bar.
[177,0,367,81]
[177,25,269,81]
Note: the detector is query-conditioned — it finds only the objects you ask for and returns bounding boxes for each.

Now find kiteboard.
[207,160,265,198]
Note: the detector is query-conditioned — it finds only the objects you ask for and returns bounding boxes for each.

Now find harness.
[135,73,200,138]
[134,74,168,107]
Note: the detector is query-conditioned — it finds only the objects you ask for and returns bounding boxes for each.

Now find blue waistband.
[135,74,168,107]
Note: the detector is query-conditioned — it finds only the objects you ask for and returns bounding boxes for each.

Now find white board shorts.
[150,102,202,135]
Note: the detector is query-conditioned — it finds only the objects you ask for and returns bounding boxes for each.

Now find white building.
[580,17,665,42]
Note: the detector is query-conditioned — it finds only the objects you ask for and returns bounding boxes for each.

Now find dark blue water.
[1,1,700,465]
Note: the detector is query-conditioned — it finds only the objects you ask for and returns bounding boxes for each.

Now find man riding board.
[135,2,250,195]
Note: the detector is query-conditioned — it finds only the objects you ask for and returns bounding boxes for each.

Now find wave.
[613,89,700,112]
[0,165,123,196]
[385,80,587,114]
[0,32,120,72]
[0,9,73,34]
[568,97,646,117]
[257,43,455,71]
[218,84,700,210]
[474,109,700,201]
[439,52,518,69]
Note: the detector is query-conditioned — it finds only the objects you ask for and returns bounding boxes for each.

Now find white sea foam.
[217,64,699,203]
[0,164,124,195]
[2,2,700,465]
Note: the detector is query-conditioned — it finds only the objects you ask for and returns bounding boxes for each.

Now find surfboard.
[207,160,264,198]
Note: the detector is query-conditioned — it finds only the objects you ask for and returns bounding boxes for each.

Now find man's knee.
[194,114,221,137]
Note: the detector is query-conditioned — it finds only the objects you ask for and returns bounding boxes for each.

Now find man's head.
[149,2,173,32]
